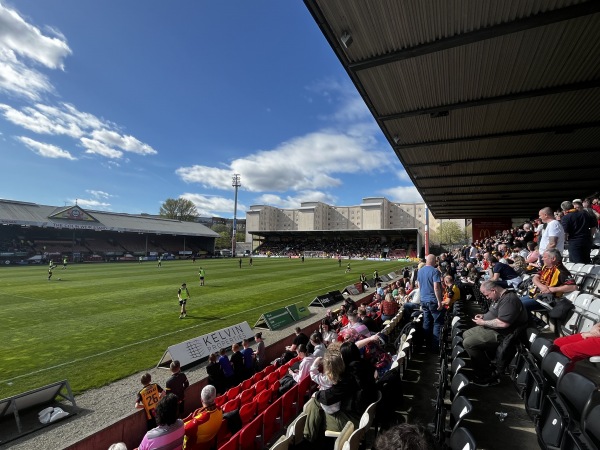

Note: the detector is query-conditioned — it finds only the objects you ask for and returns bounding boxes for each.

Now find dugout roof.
[0,199,219,237]
[303,0,600,219]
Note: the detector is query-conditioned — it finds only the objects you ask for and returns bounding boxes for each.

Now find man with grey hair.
[463,280,528,386]
[183,385,223,449]
[519,248,577,328]
[561,200,597,264]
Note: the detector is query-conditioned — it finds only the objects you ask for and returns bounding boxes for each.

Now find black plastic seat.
[524,351,572,420]
[536,371,597,450]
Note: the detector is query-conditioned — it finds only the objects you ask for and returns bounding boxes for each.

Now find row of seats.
[214,357,315,450]
[509,327,600,449]
[432,297,478,450]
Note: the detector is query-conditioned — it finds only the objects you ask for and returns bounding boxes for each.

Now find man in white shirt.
[537,207,565,257]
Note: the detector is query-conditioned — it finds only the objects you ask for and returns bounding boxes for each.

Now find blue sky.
[0,1,421,218]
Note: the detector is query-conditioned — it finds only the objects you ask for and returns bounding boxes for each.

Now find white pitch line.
[0,278,353,384]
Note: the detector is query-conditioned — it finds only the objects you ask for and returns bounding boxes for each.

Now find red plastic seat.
[239,401,257,425]
[239,413,263,450]
[289,356,301,365]
[281,384,299,426]
[226,384,241,401]
[254,379,268,394]
[251,372,262,384]
[215,419,231,448]
[277,365,288,378]
[238,387,255,405]
[254,389,272,414]
[266,371,279,385]
[241,377,253,391]
[263,365,276,376]
[218,431,239,450]
[270,380,280,401]
[297,375,312,410]
[222,398,240,414]
[214,394,227,408]
[262,397,283,446]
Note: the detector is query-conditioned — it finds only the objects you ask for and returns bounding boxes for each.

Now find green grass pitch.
[0,257,407,398]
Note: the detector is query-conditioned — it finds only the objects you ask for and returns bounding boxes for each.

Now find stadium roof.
[0,199,219,237]
[304,0,600,219]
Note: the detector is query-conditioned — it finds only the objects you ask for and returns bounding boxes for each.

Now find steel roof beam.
[349,2,600,72]
[380,80,600,121]
[394,122,600,149]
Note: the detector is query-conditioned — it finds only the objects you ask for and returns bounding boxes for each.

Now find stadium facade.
[0,199,219,264]
[245,197,465,257]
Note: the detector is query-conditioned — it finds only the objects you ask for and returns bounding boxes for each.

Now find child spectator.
[241,339,255,378]
[218,348,235,388]
[135,373,165,430]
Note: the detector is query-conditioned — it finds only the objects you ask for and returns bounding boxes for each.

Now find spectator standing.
[254,332,266,370]
[537,207,565,257]
[417,254,445,351]
[561,200,597,264]
[218,349,235,388]
[135,373,165,430]
[166,360,189,418]
[230,343,245,384]
[241,339,255,378]
[206,353,226,395]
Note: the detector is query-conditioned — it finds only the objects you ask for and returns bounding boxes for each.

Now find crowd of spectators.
[113,196,600,449]
[254,237,416,260]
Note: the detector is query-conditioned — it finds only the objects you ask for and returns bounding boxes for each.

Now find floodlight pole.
[232,174,241,257]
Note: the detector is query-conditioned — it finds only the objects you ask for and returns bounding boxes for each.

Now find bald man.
[416,254,445,351]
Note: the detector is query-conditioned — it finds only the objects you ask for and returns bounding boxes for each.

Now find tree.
[159,198,198,221]
[432,221,465,246]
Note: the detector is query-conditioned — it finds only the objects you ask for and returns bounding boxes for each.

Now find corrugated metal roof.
[0,200,219,237]
[304,0,600,218]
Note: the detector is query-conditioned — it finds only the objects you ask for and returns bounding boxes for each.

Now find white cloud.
[176,131,390,193]
[80,137,123,159]
[0,6,157,162]
[0,103,85,137]
[255,190,337,209]
[86,190,112,200]
[380,186,424,203]
[180,193,247,217]
[0,49,54,100]
[0,4,71,100]
[0,103,157,158]
[91,129,157,155]
[17,136,75,160]
[0,4,71,69]
[69,198,111,210]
